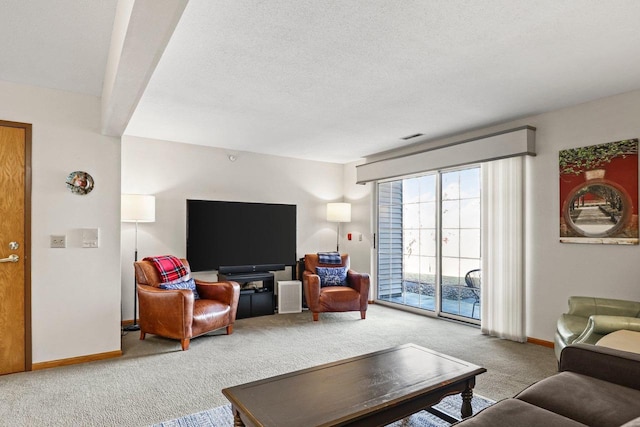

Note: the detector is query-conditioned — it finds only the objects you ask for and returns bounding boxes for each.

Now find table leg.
[461,383,474,419]
[232,408,245,427]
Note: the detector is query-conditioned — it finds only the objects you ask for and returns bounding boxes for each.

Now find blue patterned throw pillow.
[316,266,347,287]
[159,278,200,299]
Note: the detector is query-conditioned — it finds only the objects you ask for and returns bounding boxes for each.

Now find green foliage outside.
[559,139,638,176]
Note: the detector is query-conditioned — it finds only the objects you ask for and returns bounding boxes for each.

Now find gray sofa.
[554,296,640,360]
[454,344,640,427]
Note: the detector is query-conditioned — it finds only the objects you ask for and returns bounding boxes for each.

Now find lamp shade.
[121,194,155,223]
[326,202,351,223]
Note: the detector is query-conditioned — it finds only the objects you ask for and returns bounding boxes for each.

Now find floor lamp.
[121,194,155,332]
[327,202,351,252]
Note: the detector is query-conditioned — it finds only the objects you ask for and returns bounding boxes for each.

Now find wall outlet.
[50,235,66,248]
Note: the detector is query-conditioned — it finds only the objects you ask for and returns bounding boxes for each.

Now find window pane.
[404,204,420,229]
[460,229,481,259]
[403,178,419,203]
[419,255,437,280]
[441,257,460,285]
[441,285,461,315]
[420,229,436,256]
[419,201,436,228]
[460,168,480,198]
[442,200,459,228]
[460,259,480,279]
[404,254,419,280]
[403,229,419,256]
[442,229,459,257]
[460,198,480,229]
[442,171,460,200]
[419,174,436,202]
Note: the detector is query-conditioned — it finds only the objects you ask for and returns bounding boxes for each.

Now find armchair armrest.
[303,271,321,292]
[302,271,321,311]
[347,270,370,306]
[347,270,369,293]
[196,280,240,322]
[559,343,640,390]
[195,280,240,305]
[137,284,194,338]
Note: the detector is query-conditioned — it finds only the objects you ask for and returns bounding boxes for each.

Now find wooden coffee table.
[222,343,486,426]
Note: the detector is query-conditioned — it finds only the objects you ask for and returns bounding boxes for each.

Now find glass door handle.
[0,254,19,263]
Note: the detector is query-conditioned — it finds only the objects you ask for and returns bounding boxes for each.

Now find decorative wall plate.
[66,171,94,195]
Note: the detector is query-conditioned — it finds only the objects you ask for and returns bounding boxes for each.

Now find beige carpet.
[0,304,558,426]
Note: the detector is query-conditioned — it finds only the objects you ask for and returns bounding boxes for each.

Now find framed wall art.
[559,138,638,244]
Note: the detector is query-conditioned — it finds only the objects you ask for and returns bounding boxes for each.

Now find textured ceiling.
[0,0,117,96]
[125,0,640,163]
[3,1,640,164]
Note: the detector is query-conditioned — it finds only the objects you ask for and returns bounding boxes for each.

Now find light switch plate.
[82,228,99,248]
[50,235,66,248]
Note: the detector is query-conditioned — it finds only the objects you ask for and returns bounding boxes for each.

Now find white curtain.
[481,156,526,342]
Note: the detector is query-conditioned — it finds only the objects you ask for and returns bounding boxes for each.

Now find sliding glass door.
[440,168,481,320]
[377,166,481,323]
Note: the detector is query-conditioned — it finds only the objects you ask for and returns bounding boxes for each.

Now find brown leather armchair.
[303,254,370,321]
[133,259,240,350]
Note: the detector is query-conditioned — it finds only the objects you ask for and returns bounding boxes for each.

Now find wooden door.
[0,120,31,375]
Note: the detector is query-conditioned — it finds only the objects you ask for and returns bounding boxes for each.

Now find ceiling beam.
[101,0,188,136]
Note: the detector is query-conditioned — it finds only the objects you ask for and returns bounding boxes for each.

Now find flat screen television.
[186,200,297,272]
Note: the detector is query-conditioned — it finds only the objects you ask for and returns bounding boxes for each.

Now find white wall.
[363,89,640,342]
[524,89,640,341]
[0,81,122,363]
[120,136,354,318]
[342,160,373,277]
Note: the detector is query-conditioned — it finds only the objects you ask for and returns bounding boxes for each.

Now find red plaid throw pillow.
[144,255,188,283]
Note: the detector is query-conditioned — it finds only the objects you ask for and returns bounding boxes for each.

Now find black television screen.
[186,200,297,272]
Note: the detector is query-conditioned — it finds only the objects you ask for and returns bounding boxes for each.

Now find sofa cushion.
[452,398,587,427]
[316,266,348,287]
[516,371,640,427]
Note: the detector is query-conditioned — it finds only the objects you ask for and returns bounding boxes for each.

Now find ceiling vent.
[401,133,424,140]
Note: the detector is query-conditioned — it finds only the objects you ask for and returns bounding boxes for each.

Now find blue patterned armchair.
[302,254,370,321]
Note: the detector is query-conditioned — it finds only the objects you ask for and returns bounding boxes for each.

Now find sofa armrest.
[559,343,640,390]
[578,315,640,338]
[137,284,194,338]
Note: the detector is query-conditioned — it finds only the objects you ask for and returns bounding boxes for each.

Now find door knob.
[0,254,19,263]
